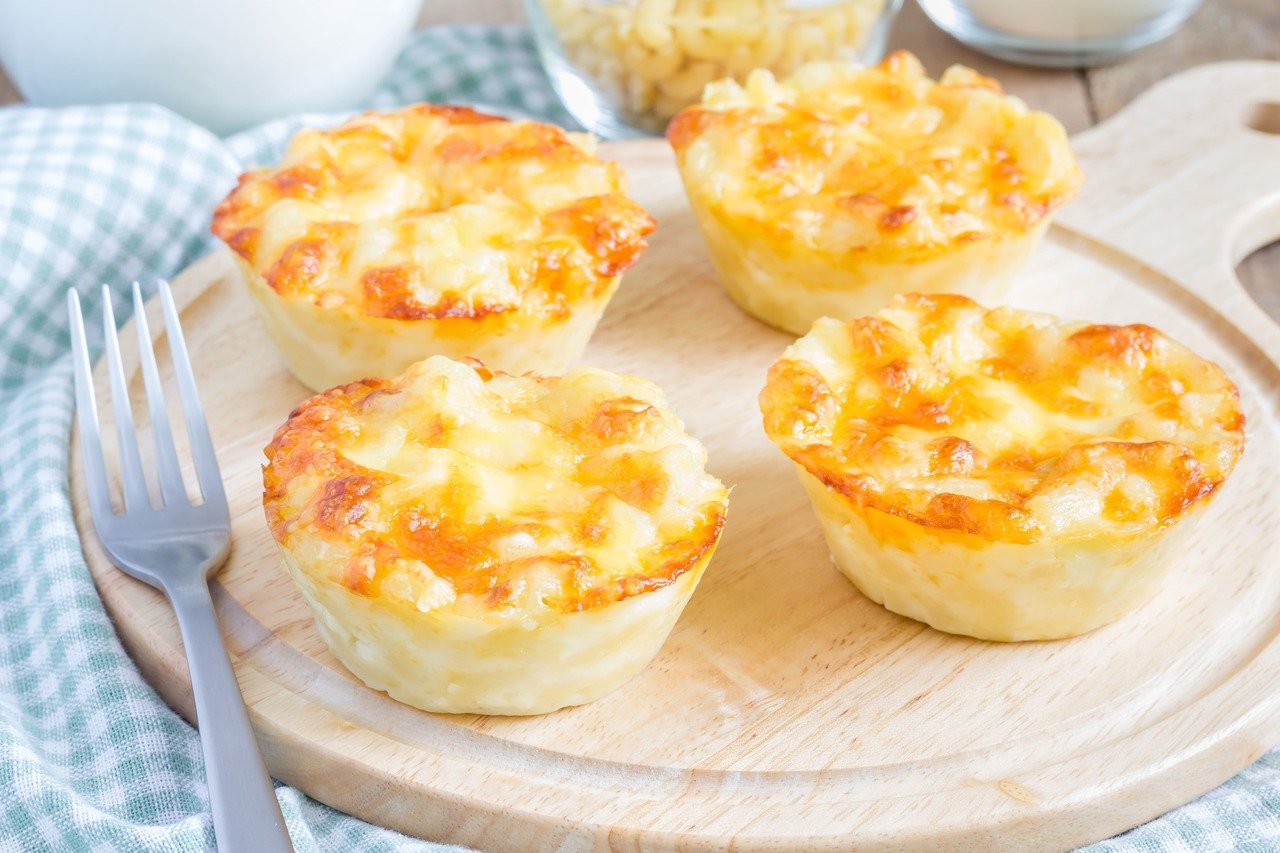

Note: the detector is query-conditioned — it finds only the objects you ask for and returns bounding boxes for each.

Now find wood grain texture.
[68,62,1280,850]
[0,65,17,106]
[417,0,521,25]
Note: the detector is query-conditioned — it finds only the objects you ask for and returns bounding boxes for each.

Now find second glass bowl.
[527,0,903,138]
[916,0,1202,67]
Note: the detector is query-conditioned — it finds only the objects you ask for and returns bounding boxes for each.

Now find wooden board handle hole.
[1246,102,1280,135]
[1238,240,1280,325]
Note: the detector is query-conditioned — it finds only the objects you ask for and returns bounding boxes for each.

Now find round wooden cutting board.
[71,62,1280,850]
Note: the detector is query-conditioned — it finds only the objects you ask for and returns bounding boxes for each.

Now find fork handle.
[168,578,294,853]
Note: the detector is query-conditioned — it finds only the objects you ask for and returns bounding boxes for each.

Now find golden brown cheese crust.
[264,357,727,616]
[212,105,656,321]
[667,52,1082,260]
[759,294,1245,544]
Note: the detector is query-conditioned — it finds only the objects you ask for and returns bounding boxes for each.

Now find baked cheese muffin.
[759,294,1244,641]
[668,52,1082,335]
[263,355,727,714]
[212,104,656,391]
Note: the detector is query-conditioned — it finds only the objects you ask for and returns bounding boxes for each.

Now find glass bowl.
[916,0,1202,67]
[527,0,903,138]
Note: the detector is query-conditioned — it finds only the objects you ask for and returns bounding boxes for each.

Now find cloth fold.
[0,23,1275,853]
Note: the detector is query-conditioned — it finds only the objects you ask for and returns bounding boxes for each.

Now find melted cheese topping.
[760,293,1245,544]
[264,356,727,617]
[667,51,1082,259]
[212,105,655,320]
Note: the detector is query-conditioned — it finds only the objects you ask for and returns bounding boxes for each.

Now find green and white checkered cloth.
[0,23,1278,852]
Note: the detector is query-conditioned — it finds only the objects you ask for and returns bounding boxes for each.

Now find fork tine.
[132,282,187,505]
[68,290,117,524]
[101,285,152,512]
[158,280,226,508]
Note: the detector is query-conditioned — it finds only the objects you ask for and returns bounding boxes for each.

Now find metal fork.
[69,282,293,853]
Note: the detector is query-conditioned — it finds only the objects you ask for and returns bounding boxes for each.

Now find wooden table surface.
[1,0,1276,311]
